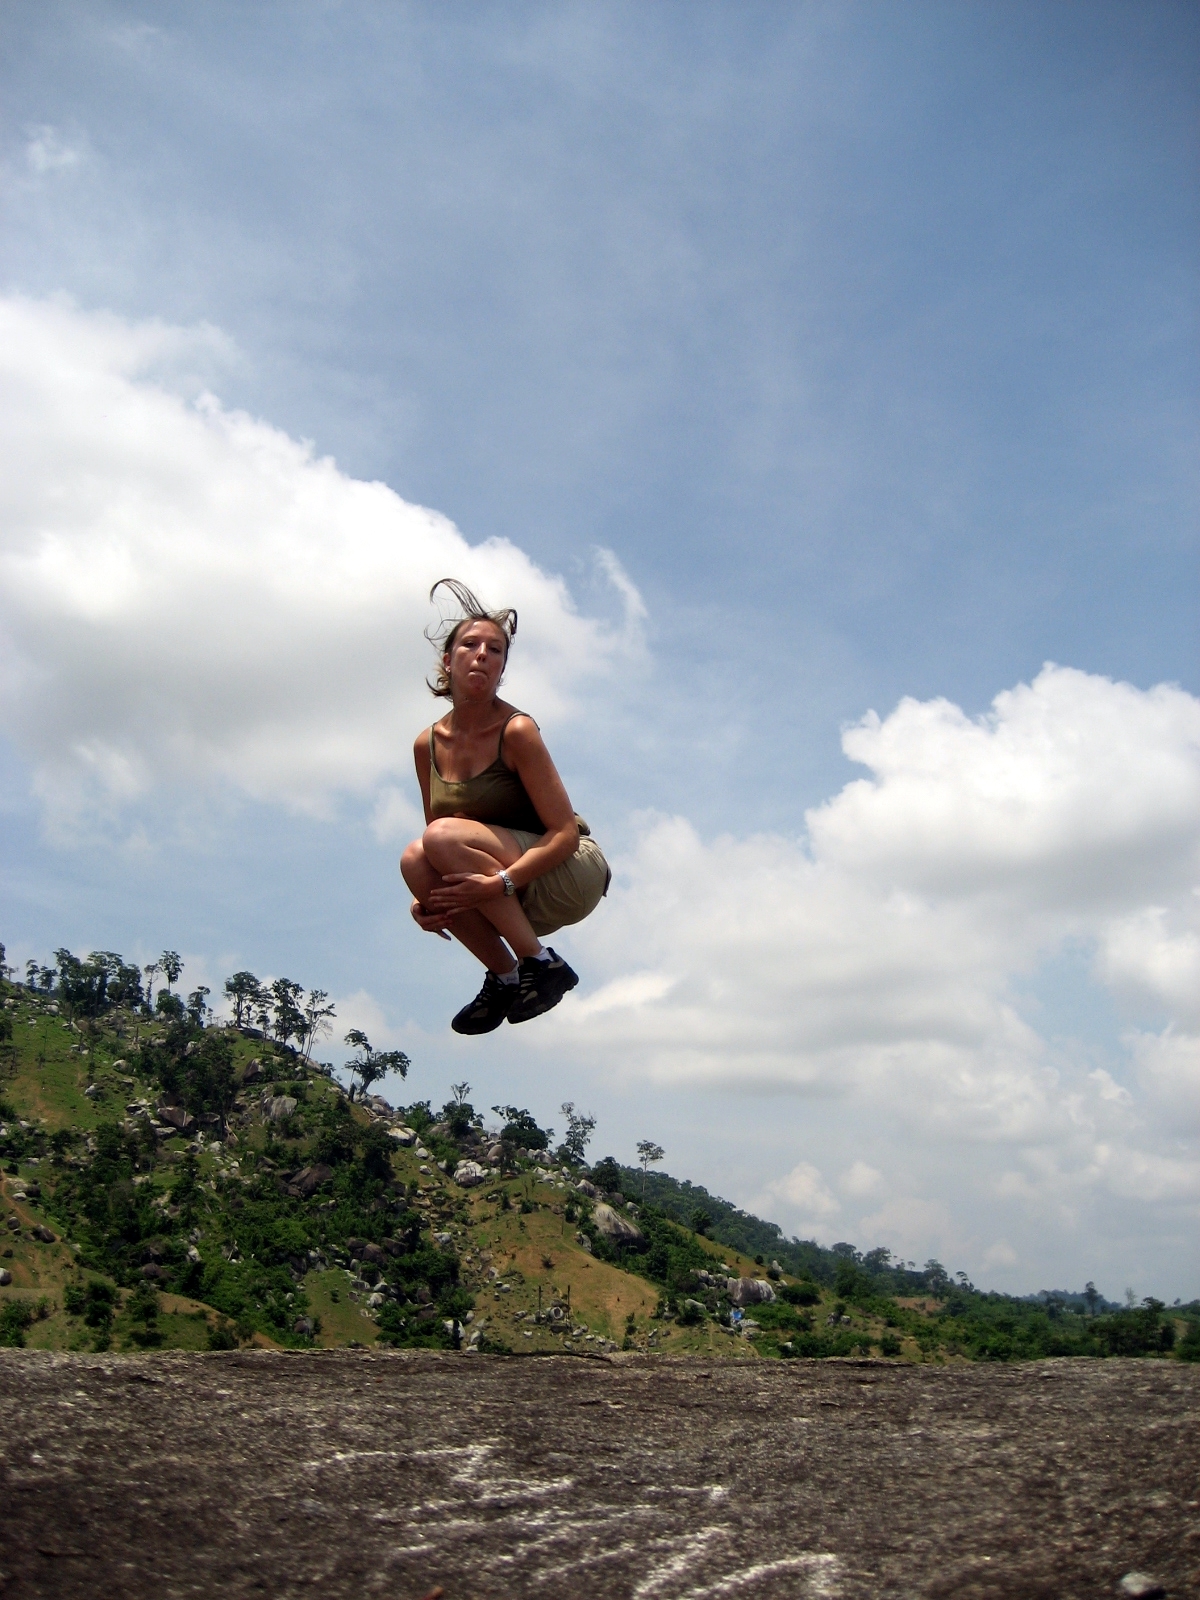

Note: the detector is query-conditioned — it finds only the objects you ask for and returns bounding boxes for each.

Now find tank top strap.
[497,710,537,767]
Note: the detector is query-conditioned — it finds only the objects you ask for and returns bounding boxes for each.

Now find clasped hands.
[411,869,508,939]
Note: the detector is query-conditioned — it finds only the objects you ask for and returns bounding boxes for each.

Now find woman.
[401,579,610,1034]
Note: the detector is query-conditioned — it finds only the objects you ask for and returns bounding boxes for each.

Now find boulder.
[453,1160,487,1188]
[293,1317,315,1337]
[575,1179,599,1198]
[731,1277,776,1308]
[0,1268,11,1286]
[262,1096,297,1122]
[242,1058,264,1083]
[284,1163,334,1199]
[156,1104,195,1132]
[141,1263,167,1281]
[31,1225,56,1243]
[388,1126,416,1146]
[591,1202,645,1247]
[361,1242,387,1266]
[1120,1578,1166,1600]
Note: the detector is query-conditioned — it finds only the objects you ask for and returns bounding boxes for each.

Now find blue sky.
[1,2,1197,1297]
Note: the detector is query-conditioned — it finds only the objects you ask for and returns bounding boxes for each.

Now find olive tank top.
[427,713,592,837]
[428,713,547,833]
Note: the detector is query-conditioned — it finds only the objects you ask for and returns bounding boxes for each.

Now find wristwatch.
[498,869,517,896]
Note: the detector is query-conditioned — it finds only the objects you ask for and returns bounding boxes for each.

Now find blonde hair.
[425,578,518,699]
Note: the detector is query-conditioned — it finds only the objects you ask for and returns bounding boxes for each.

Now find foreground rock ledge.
[0,1352,1196,1599]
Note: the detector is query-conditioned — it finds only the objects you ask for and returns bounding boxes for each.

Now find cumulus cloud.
[539,664,1200,1263]
[0,294,644,825]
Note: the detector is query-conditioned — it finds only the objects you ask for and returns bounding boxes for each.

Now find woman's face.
[445,618,508,700]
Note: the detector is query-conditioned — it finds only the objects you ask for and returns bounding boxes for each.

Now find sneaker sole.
[507,967,578,1025]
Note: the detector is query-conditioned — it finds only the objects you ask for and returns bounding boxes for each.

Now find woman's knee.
[400,839,427,888]
[422,816,477,868]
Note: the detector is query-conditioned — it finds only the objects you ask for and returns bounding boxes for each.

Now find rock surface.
[591,1201,645,1245]
[0,1354,1194,1599]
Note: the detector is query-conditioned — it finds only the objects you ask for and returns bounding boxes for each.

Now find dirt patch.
[0,1352,1195,1598]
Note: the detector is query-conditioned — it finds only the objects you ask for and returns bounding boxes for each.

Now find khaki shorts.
[507,828,611,938]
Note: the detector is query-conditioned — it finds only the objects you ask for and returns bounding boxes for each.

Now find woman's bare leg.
[419,818,545,958]
[402,819,543,966]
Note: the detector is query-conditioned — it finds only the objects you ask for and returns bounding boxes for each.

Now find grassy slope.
[2,983,1194,1363]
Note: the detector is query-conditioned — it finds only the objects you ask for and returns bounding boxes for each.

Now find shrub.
[879,1333,902,1357]
[0,1299,35,1347]
[779,1282,821,1306]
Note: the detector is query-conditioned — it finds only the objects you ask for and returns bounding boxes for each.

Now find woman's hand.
[410,898,454,940]
[424,871,506,915]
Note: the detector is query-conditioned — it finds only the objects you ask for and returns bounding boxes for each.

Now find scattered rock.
[156,1104,195,1133]
[388,1126,416,1146]
[5,1216,19,1232]
[361,1242,387,1266]
[262,1096,298,1122]
[284,1163,334,1199]
[293,1317,314,1337]
[591,1202,645,1246]
[453,1160,487,1187]
[0,1268,11,1285]
[242,1059,264,1083]
[1119,1577,1166,1599]
[187,1246,201,1263]
[141,1263,167,1281]
[31,1225,56,1243]
[575,1178,599,1198]
[731,1278,776,1308]
[83,1084,100,1099]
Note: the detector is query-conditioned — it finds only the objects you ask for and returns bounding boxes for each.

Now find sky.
[1,1,1197,1300]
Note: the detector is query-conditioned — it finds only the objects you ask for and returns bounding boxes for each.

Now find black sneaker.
[451,971,519,1035]
[507,949,579,1025]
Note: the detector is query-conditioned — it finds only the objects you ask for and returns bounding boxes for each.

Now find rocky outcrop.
[730,1277,776,1307]
[453,1160,488,1187]
[591,1203,645,1246]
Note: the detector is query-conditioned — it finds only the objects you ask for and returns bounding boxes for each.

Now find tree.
[558,1102,597,1166]
[223,971,262,1029]
[143,960,161,1010]
[344,1029,410,1101]
[186,986,211,1025]
[636,1139,665,1200]
[299,988,337,1065]
[492,1105,552,1152]
[269,978,306,1050]
[159,951,183,994]
[690,1208,713,1237]
[1083,1280,1100,1317]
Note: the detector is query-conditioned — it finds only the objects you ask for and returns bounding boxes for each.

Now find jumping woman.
[401,580,610,1034]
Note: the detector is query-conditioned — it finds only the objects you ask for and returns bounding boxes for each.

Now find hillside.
[1,954,1196,1365]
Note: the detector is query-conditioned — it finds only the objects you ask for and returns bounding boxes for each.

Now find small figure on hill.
[401,579,610,1034]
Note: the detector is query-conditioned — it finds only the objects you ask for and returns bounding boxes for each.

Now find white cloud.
[0,295,644,827]
[763,1161,841,1222]
[840,1160,884,1198]
[535,664,1199,1271]
[24,126,83,175]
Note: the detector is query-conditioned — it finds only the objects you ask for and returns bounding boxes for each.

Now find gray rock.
[31,1225,56,1243]
[263,1095,298,1122]
[388,1126,416,1146]
[293,1317,314,1337]
[592,1202,645,1246]
[575,1178,599,1198]
[1119,1577,1166,1599]
[0,1268,11,1285]
[453,1160,488,1187]
[284,1163,333,1198]
[731,1277,776,1308]
[156,1103,195,1132]
[366,1292,385,1309]
[141,1263,167,1281]
[187,1245,201,1263]
[361,1242,388,1266]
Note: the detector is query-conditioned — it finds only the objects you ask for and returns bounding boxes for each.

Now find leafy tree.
[590,1156,623,1194]
[636,1139,665,1199]
[223,971,262,1029]
[690,1208,713,1237]
[159,951,183,994]
[90,952,143,1009]
[143,960,161,1010]
[558,1102,597,1166]
[270,979,306,1049]
[344,1030,410,1100]
[300,988,337,1065]
[187,986,211,1025]
[492,1105,551,1152]
[1083,1280,1100,1317]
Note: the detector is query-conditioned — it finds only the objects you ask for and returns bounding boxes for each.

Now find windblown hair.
[425,578,518,699]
